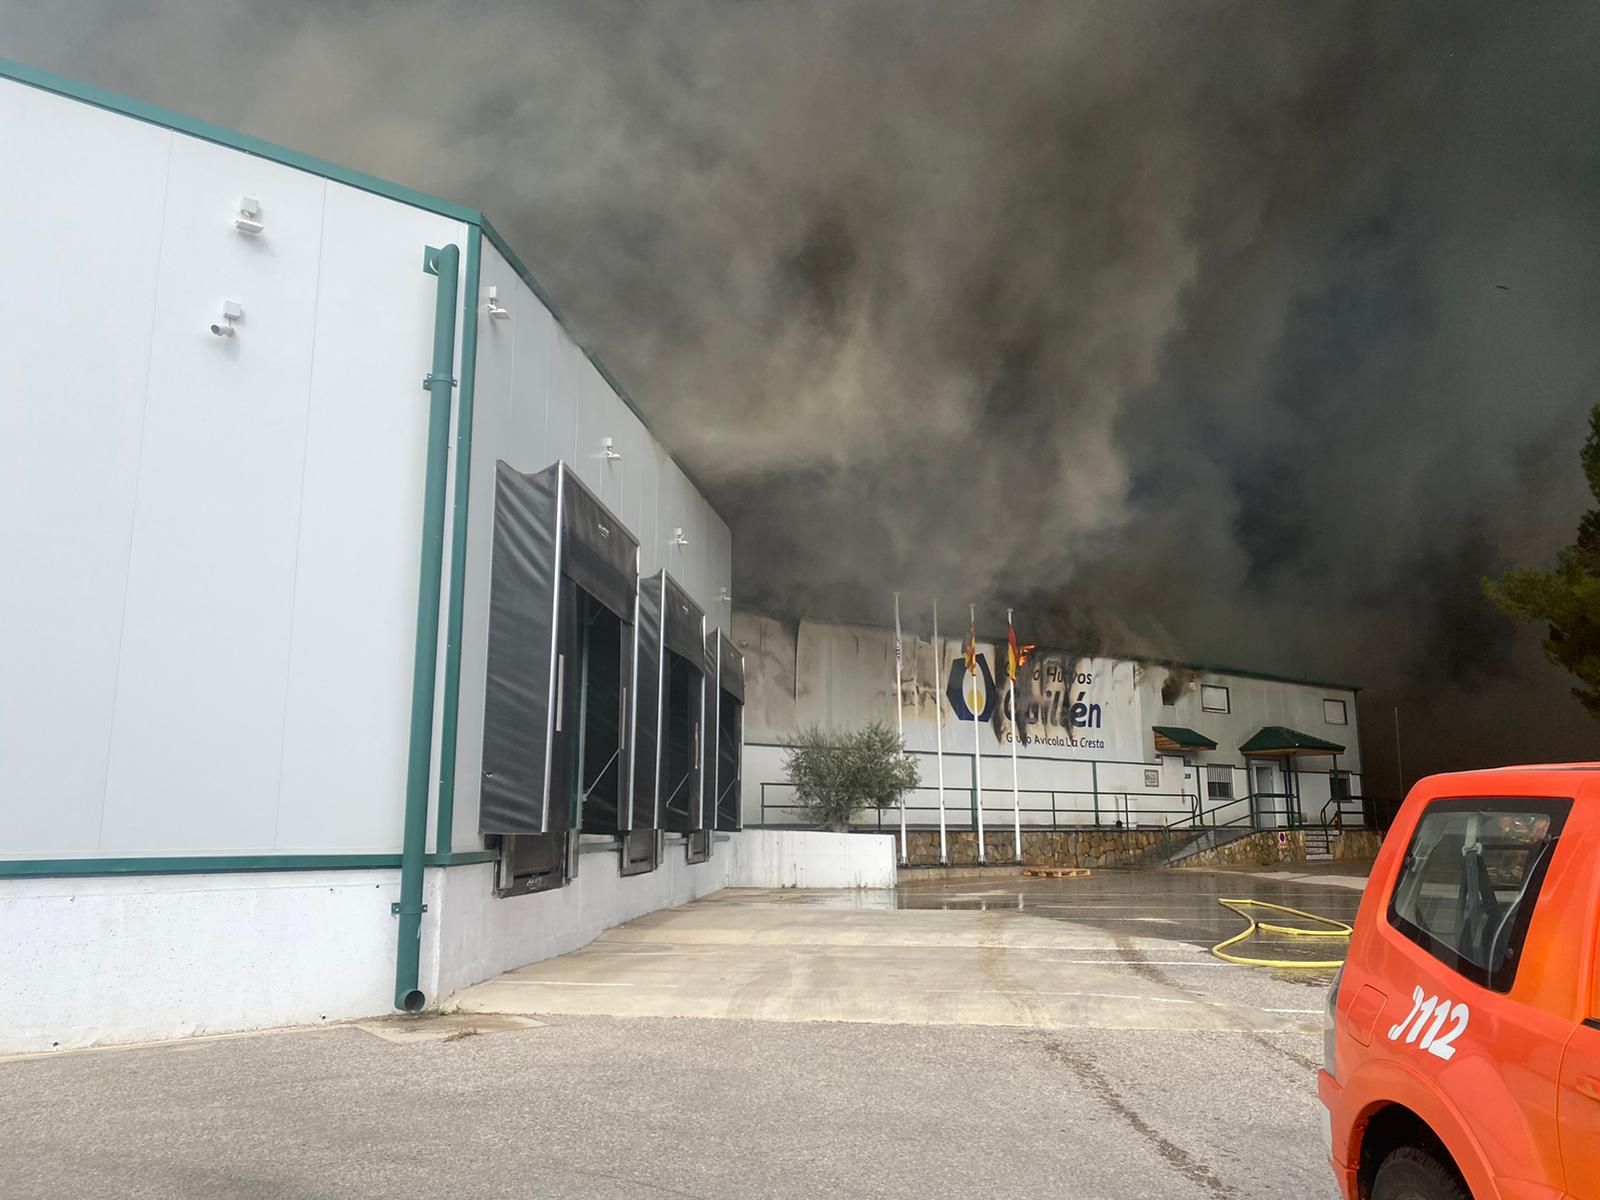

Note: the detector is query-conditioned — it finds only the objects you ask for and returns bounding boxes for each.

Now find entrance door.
[1252,761,1277,827]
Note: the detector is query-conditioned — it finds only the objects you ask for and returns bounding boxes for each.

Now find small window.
[1205,764,1233,804]
[1329,771,1351,802]
[1324,699,1348,726]
[1387,798,1570,993]
[1200,684,1230,713]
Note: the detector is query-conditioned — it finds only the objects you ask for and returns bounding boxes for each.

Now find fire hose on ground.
[1211,898,1352,969]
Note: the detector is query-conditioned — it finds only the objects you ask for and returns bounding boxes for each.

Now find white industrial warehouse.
[734,614,1366,862]
[0,60,898,1055]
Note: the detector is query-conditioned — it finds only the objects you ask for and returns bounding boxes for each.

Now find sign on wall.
[904,643,1143,762]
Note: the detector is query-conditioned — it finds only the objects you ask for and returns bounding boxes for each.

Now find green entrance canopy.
[1239,725,1345,757]
[1152,726,1217,751]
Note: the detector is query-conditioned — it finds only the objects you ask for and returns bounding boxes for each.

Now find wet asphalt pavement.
[892,867,1367,969]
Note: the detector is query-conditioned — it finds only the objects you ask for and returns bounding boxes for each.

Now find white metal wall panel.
[690,489,710,610]
[1145,671,1361,772]
[612,405,649,550]
[571,362,611,500]
[659,461,699,604]
[99,138,328,853]
[712,518,735,633]
[276,186,466,852]
[635,441,665,578]
[544,333,584,476]
[502,278,554,473]
[450,239,520,852]
[0,82,171,855]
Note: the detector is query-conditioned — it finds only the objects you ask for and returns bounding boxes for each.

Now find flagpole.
[1008,607,1022,865]
[893,592,907,865]
[971,604,985,865]
[933,600,948,865]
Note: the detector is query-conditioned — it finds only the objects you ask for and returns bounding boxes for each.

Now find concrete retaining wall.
[730,829,897,889]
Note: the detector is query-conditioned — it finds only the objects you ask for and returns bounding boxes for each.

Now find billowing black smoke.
[13,0,1600,786]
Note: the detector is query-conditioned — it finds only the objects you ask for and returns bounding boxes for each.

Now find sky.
[10,0,1600,789]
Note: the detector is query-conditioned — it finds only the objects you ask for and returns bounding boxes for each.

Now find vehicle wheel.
[1371,1146,1469,1200]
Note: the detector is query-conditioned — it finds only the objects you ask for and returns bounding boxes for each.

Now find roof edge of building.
[732,607,1364,695]
[0,56,724,519]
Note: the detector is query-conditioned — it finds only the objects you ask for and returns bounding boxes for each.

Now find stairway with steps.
[1130,823,1260,868]
[1303,824,1337,861]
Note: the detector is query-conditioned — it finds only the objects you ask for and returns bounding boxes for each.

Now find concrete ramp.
[453,883,1332,1033]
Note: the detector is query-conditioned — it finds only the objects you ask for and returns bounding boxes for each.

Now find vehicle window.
[1387,797,1571,993]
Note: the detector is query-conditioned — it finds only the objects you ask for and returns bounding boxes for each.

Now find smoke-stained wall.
[736,611,1362,827]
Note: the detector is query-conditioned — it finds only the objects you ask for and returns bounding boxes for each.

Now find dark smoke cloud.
[11,0,1600,787]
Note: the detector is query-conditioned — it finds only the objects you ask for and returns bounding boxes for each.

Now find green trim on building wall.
[0,57,480,225]
[0,851,497,880]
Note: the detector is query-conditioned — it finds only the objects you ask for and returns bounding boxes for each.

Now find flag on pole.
[963,617,978,677]
[1006,608,1023,863]
[1006,618,1035,683]
[894,609,904,677]
[893,593,906,864]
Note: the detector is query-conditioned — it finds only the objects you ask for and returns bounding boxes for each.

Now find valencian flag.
[1006,618,1035,682]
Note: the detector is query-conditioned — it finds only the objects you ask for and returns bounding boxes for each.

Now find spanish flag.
[963,615,978,676]
[1006,617,1035,683]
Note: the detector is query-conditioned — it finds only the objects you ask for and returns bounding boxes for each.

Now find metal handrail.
[758,780,1206,830]
[752,772,1377,837]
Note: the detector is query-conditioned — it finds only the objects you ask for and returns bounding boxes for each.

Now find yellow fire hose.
[1211,898,1352,968]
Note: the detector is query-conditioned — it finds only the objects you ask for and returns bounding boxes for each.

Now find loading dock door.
[624,572,664,874]
[479,461,639,888]
[714,632,744,832]
[652,573,710,862]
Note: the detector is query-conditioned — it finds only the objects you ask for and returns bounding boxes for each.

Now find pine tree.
[1485,404,1600,718]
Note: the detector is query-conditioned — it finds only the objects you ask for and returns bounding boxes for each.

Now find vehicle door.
[1378,797,1573,1187]
[1558,845,1600,1199]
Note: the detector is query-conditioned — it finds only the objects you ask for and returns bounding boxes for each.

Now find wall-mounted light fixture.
[602,437,622,462]
[718,587,732,603]
[671,528,689,548]
[234,196,263,235]
[209,300,243,338]
[486,286,511,320]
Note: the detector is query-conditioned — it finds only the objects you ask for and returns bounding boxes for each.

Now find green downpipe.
[395,242,460,1013]
[433,225,483,858]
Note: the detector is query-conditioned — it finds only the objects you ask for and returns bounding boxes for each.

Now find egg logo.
[946,654,999,722]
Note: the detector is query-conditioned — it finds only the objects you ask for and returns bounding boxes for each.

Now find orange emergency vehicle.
[1319,765,1600,1199]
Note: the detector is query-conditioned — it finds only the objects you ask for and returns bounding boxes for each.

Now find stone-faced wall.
[899,826,1383,868]
[1333,830,1382,861]
[903,829,1167,868]
[1180,831,1306,868]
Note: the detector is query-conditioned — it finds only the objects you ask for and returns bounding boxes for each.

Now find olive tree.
[781,723,921,830]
